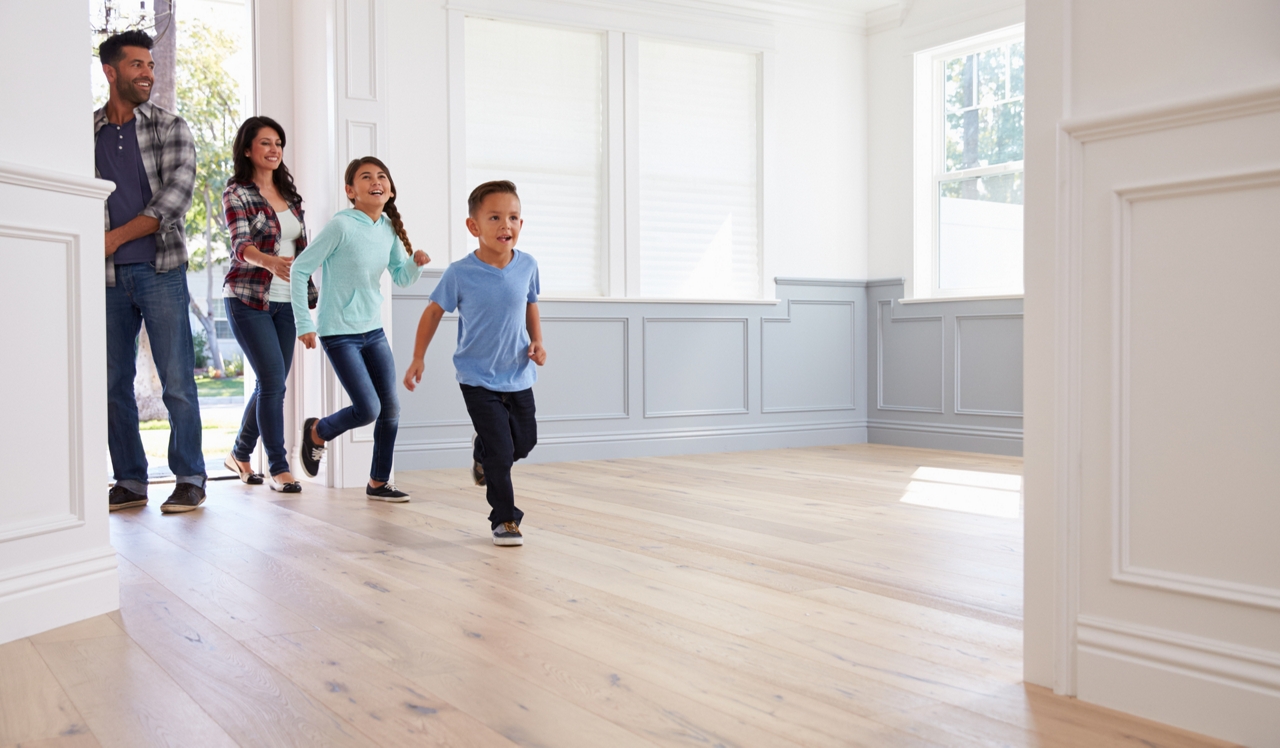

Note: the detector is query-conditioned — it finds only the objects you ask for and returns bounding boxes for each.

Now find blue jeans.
[317,328,399,483]
[225,298,296,476]
[105,262,205,491]
[461,385,536,528]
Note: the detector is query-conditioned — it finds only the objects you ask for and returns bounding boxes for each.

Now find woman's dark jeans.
[461,384,536,529]
[225,298,296,477]
[317,328,400,483]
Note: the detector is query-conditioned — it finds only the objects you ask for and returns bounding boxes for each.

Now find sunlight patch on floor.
[900,467,1023,518]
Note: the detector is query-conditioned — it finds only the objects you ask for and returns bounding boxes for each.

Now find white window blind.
[638,39,760,299]
[465,17,606,296]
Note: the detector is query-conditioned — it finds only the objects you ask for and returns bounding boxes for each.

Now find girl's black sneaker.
[299,417,325,478]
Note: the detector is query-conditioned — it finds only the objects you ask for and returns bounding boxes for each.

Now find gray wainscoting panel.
[391,297,471,432]
[390,273,871,469]
[537,317,628,421]
[955,314,1024,417]
[643,317,749,417]
[867,281,1023,456]
[762,300,856,412]
[877,300,944,413]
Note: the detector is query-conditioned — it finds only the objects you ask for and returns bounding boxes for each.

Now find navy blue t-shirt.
[96,118,157,265]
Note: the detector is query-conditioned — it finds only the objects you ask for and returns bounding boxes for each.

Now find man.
[95,30,206,513]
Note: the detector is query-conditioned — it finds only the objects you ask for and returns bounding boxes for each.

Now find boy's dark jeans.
[460,385,536,529]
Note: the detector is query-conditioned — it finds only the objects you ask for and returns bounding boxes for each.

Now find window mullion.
[622,32,641,298]
[606,30,625,297]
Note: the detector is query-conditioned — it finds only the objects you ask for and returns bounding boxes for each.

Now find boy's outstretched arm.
[404,302,446,391]
[527,302,547,366]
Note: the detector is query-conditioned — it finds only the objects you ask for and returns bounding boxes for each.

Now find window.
[639,39,760,299]
[914,26,1024,298]
[465,18,606,296]
[456,16,763,299]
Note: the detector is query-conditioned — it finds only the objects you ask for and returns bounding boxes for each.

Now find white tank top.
[267,208,302,303]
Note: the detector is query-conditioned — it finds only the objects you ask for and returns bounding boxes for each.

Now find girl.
[221,116,317,493]
[291,157,430,500]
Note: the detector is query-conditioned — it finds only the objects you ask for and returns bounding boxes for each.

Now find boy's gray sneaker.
[492,521,522,546]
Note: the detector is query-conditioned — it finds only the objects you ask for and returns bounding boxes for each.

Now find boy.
[403,181,546,546]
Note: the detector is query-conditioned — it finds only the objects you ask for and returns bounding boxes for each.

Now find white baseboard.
[0,545,120,646]
[395,421,869,470]
[1077,615,1280,747]
[867,418,1023,456]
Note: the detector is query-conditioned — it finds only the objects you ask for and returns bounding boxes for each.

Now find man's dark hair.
[468,180,519,217]
[98,30,154,68]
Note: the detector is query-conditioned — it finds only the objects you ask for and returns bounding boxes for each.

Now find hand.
[403,359,425,391]
[267,255,292,282]
[412,250,431,267]
[528,341,547,366]
[298,332,317,349]
[104,231,120,257]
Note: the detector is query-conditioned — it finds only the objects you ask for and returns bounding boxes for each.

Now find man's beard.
[116,77,152,105]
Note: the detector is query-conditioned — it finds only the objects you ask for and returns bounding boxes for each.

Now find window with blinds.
[638,39,760,299]
[465,17,606,296]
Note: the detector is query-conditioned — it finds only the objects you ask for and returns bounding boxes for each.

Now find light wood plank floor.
[1,445,1238,747]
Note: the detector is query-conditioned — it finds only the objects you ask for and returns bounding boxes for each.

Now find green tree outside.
[177,19,243,375]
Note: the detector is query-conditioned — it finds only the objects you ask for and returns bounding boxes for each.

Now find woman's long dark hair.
[230,116,302,207]
[344,156,412,256]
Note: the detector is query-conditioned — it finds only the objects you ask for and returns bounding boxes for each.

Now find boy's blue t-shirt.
[430,250,540,392]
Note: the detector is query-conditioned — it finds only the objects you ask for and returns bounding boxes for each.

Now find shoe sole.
[109,499,147,512]
[367,495,410,503]
[492,536,523,546]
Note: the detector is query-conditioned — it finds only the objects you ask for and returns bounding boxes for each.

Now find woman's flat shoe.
[269,476,302,493]
[224,454,264,484]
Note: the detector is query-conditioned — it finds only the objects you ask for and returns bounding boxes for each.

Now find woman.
[221,116,317,492]
[291,157,430,501]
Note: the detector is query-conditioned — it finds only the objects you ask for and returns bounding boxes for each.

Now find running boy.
[403,180,546,546]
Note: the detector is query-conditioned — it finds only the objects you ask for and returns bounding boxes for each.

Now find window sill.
[539,297,780,305]
[900,294,1024,304]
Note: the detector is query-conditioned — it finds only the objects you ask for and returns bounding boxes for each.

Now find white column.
[0,0,120,644]
[1025,0,1280,744]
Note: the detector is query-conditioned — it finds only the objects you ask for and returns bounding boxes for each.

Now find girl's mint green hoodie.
[290,208,423,337]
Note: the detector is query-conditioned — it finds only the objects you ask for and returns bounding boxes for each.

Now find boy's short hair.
[98,30,154,68]
[468,180,519,217]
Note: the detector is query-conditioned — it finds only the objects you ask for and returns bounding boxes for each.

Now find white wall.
[0,0,119,644]
[1024,1,1280,743]
[866,0,1024,297]
[771,20,868,281]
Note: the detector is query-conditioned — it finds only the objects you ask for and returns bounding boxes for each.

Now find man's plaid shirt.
[222,180,318,311]
[93,102,196,286]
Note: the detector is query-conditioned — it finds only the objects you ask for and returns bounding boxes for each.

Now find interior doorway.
[91,0,257,482]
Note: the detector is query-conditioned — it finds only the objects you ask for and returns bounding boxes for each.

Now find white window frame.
[446,4,774,301]
[912,23,1025,300]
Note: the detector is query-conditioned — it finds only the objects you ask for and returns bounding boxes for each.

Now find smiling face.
[103,45,154,106]
[344,162,393,213]
[246,127,283,173]
[467,192,523,255]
